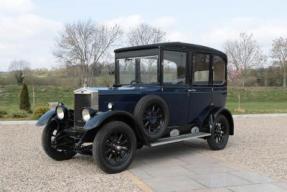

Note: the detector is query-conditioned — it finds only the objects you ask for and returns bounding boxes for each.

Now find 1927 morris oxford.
[37,42,234,173]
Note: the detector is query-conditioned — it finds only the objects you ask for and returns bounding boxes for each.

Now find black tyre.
[42,120,76,161]
[134,95,169,141]
[207,114,230,150]
[93,121,137,173]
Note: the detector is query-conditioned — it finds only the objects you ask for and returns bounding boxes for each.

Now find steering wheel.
[176,81,184,85]
[130,80,137,85]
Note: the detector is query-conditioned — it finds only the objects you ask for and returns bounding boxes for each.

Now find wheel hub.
[113,144,127,151]
[143,104,164,134]
[104,132,130,164]
[147,112,159,124]
[214,122,225,143]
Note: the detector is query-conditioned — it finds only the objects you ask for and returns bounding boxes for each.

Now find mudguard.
[84,111,136,130]
[213,107,234,135]
[36,109,56,126]
[83,110,148,144]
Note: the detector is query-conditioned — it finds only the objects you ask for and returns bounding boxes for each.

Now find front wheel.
[42,120,76,160]
[207,114,230,150]
[93,121,137,173]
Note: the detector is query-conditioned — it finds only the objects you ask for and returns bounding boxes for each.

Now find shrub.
[11,111,28,118]
[20,83,31,112]
[32,106,49,119]
[0,110,8,118]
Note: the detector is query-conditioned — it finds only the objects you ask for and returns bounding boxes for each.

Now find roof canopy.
[114,42,226,58]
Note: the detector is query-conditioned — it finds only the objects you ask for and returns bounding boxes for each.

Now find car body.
[37,42,234,173]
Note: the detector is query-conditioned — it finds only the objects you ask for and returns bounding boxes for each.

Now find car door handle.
[188,89,197,92]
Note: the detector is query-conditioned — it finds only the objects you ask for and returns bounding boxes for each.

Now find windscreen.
[117,55,158,85]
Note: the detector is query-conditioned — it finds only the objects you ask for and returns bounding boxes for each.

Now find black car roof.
[114,42,226,58]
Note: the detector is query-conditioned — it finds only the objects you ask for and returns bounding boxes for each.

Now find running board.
[150,132,211,147]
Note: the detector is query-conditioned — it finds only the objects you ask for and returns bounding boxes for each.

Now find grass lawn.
[0,85,286,119]
[227,87,287,114]
[0,85,73,119]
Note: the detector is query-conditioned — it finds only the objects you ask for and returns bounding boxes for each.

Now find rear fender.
[213,107,234,135]
[36,109,56,126]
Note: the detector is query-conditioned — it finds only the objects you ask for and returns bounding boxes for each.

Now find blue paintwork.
[84,110,136,130]
[37,43,231,136]
[96,83,227,127]
[36,109,56,126]
[97,85,192,125]
[98,85,161,114]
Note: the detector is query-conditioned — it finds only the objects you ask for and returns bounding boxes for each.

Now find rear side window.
[192,54,210,85]
[213,55,226,85]
[162,51,186,85]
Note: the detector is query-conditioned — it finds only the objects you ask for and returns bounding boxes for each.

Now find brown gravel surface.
[195,115,287,181]
[0,124,141,192]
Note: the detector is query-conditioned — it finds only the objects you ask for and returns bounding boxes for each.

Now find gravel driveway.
[201,115,287,181]
[0,124,141,192]
[1,114,287,191]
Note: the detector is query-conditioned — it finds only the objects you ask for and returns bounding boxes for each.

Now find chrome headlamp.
[107,102,113,110]
[82,108,97,122]
[56,105,66,120]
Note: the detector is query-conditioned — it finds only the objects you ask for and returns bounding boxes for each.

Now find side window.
[193,54,210,85]
[213,55,226,85]
[140,56,158,84]
[118,58,136,84]
[163,51,186,85]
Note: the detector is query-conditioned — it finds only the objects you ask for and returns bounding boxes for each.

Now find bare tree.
[127,23,166,46]
[54,20,122,85]
[272,37,287,88]
[9,60,30,85]
[224,33,266,87]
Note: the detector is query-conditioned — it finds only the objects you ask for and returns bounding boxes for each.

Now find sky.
[0,0,287,71]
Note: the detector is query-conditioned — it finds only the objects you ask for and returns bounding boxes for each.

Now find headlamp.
[108,102,113,110]
[56,106,65,120]
[82,108,97,122]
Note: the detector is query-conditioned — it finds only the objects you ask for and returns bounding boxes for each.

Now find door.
[188,53,213,123]
[160,50,189,125]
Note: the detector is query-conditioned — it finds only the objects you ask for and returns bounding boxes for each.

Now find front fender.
[84,111,135,130]
[83,110,148,145]
[36,109,56,126]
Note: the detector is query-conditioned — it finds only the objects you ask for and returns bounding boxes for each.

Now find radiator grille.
[74,94,91,127]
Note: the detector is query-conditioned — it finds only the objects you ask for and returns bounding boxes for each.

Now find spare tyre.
[134,95,169,141]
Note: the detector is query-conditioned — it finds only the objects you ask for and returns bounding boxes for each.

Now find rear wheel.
[42,120,76,160]
[93,121,137,173]
[207,114,230,150]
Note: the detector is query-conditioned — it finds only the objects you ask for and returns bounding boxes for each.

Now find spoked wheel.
[93,121,136,173]
[207,114,230,150]
[143,104,165,137]
[42,120,76,160]
[134,95,169,141]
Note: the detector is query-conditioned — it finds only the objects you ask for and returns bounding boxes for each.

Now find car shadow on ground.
[71,138,234,170]
[130,139,211,168]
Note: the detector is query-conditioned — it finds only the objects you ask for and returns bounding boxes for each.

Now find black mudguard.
[195,106,234,135]
[36,109,56,126]
[83,111,148,144]
[84,111,135,130]
[213,107,234,135]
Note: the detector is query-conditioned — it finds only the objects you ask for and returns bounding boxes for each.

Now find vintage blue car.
[37,42,234,173]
